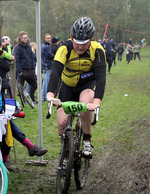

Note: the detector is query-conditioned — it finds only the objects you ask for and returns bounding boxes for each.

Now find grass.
[7,48,150,193]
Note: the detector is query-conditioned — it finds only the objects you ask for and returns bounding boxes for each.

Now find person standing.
[0,39,48,171]
[133,43,141,61]
[14,31,37,103]
[101,35,115,74]
[141,38,146,48]
[41,33,54,101]
[117,43,124,61]
[0,36,15,97]
[51,36,60,55]
[126,44,133,64]
[26,42,37,94]
[128,38,132,46]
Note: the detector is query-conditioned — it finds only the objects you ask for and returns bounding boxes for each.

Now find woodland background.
[0,0,150,45]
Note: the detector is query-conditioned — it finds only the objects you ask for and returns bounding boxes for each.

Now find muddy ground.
[79,118,150,194]
[9,117,150,194]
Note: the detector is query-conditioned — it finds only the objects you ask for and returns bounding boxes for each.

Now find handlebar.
[46,100,54,119]
[91,106,100,125]
[46,100,100,125]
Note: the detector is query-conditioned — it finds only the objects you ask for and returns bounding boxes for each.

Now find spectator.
[141,38,146,48]
[117,43,124,61]
[41,33,54,101]
[0,36,14,97]
[0,39,48,171]
[133,43,141,61]
[98,39,102,44]
[128,38,132,46]
[14,31,37,103]
[51,36,60,55]
[101,35,115,74]
[11,39,18,56]
[126,44,133,64]
[111,46,117,67]
[2,119,48,171]
[26,42,37,94]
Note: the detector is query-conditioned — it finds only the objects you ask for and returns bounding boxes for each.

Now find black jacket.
[15,43,35,73]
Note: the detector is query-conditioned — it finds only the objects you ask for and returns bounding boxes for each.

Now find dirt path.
[79,118,150,194]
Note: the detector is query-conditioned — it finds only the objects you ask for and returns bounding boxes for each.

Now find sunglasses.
[22,37,28,40]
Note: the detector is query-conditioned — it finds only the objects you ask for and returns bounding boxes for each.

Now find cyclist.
[47,17,106,158]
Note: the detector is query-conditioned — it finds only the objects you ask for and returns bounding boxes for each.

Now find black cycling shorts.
[59,80,96,102]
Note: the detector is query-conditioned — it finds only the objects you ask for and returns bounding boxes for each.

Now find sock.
[83,133,91,141]
[2,154,9,162]
[22,138,34,150]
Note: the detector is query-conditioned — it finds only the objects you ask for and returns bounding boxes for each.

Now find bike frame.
[47,100,100,193]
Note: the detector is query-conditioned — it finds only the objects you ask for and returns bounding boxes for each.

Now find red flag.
[104,24,108,36]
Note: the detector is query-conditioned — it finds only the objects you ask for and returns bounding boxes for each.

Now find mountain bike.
[17,80,35,109]
[46,100,99,194]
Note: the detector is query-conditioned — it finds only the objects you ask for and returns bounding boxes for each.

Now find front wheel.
[73,121,90,190]
[74,157,90,190]
[56,130,74,194]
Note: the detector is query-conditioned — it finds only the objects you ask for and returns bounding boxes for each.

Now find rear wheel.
[56,130,74,194]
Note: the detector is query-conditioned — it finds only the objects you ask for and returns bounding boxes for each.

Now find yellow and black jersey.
[54,40,105,87]
[47,40,106,100]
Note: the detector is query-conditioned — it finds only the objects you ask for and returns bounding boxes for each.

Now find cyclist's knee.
[58,119,67,129]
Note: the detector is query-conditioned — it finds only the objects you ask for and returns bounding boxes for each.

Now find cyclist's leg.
[57,82,77,136]
[79,89,94,135]
[57,107,68,136]
[78,82,95,156]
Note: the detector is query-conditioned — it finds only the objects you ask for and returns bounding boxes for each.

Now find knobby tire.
[17,82,35,109]
[17,82,25,108]
[0,159,8,194]
[56,130,74,194]
[23,90,35,109]
[74,124,90,190]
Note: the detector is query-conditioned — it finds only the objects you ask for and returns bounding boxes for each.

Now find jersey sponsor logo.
[81,72,93,79]
[81,61,90,66]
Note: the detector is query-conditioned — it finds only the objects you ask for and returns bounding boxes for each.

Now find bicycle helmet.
[70,17,95,44]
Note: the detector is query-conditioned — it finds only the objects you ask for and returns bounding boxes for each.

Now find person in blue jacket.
[101,35,115,74]
[41,33,54,101]
[14,31,37,103]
